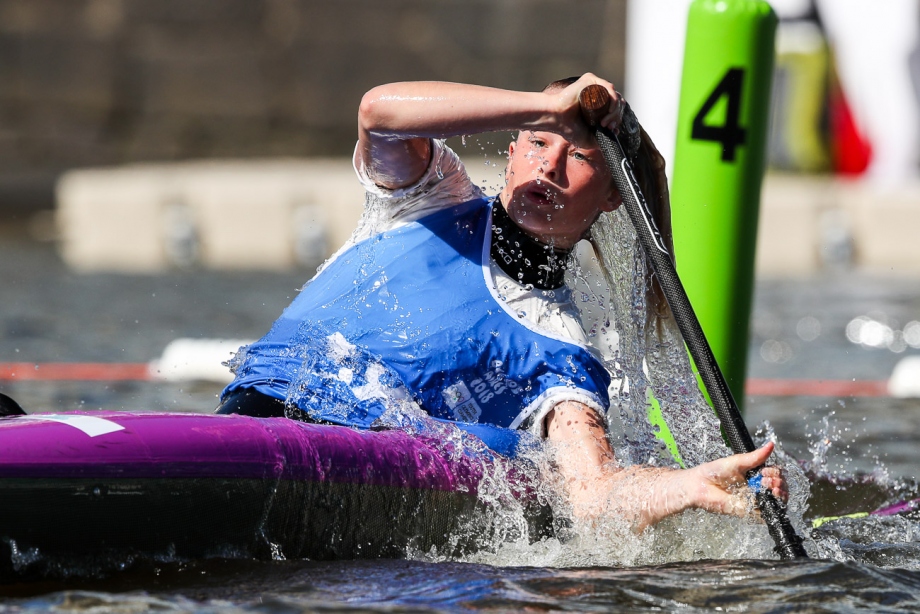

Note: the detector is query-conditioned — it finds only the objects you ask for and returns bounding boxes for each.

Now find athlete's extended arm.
[356,74,625,190]
[545,401,787,532]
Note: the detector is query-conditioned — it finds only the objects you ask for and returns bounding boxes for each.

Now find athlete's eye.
[573,151,589,162]
[529,138,546,148]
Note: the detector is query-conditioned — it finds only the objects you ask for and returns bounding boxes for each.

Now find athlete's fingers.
[706,442,775,487]
[684,443,783,517]
[599,93,625,133]
[726,441,773,478]
[567,73,621,127]
[761,465,782,478]
[760,466,789,502]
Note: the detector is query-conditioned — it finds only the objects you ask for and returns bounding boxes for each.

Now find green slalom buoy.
[669,0,777,410]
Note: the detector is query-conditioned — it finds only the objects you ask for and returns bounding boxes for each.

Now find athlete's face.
[500,130,621,250]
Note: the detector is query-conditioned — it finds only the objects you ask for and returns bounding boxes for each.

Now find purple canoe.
[0,412,549,569]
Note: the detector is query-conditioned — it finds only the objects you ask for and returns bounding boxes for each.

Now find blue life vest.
[224,197,610,432]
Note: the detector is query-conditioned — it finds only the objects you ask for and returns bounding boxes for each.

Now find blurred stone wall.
[0,0,626,210]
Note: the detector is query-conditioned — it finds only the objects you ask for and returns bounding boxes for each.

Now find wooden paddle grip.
[578,84,610,128]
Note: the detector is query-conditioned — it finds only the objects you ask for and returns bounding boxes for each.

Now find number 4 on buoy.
[691,67,748,163]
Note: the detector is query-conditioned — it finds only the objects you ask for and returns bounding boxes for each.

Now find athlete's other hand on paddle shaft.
[359,73,785,530]
[546,402,788,531]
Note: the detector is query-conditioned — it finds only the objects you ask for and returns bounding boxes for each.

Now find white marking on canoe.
[22,415,125,437]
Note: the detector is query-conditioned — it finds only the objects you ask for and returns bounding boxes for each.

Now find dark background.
[0,0,626,214]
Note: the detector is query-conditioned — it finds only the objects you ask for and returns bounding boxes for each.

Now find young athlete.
[218,73,787,530]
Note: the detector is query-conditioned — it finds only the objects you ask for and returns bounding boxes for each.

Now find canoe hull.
[0,412,548,573]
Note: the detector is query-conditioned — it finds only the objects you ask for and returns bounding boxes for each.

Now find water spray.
[579,84,808,560]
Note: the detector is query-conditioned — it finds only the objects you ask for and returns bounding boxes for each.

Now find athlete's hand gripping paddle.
[579,84,808,560]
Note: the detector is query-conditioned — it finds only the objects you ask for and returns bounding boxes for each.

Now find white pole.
[624,0,694,180]
[815,0,920,184]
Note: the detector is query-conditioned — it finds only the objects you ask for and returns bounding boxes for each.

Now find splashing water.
[399,142,810,560]
[563,207,812,562]
[262,141,809,566]
[402,200,808,563]
[583,208,725,468]
[579,212,665,468]
[264,322,732,567]
[799,408,912,509]
[275,328,569,559]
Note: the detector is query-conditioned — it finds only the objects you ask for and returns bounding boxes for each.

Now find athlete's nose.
[539,144,566,182]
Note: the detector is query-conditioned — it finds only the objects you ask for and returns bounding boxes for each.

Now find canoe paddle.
[579,84,808,560]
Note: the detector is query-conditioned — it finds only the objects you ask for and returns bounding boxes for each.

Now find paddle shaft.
[579,85,807,560]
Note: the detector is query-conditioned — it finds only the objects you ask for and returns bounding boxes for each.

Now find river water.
[2,226,920,612]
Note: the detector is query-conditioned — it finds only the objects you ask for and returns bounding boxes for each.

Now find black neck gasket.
[490,199,571,290]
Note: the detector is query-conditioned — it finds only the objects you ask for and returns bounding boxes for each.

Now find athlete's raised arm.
[356,74,624,190]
